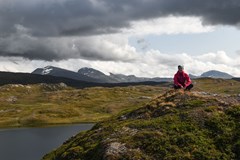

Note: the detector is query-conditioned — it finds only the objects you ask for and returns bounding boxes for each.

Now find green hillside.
[42,90,240,160]
[1,78,240,128]
[0,83,166,128]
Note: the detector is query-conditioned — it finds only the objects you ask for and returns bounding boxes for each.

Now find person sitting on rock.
[174,65,193,91]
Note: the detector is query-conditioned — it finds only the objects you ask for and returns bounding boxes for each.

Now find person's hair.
[178,65,184,70]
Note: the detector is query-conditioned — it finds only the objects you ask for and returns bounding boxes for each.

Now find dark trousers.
[174,84,193,91]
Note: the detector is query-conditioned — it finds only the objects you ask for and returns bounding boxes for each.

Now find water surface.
[0,124,94,160]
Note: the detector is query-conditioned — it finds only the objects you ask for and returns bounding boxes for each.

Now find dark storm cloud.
[1,0,240,37]
[0,0,240,61]
[0,0,129,37]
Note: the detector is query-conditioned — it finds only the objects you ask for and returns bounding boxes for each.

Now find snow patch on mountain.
[42,66,53,75]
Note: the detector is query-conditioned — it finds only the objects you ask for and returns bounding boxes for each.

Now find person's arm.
[174,73,183,87]
[184,73,192,87]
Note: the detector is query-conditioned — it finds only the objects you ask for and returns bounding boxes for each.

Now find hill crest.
[42,90,240,160]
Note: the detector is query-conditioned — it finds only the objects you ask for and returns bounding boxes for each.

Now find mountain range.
[32,66,236,83]
[32,66,100,83]
[0,70,164,88]
[0,66,236,87]
[32,66,173,83]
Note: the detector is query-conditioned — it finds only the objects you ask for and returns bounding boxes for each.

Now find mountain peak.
[78,67,118,83]
[78,67,105,76]
[42,66,54,75]
[32,66,59,75]
[32,66,99,82]
[201,70,233,79]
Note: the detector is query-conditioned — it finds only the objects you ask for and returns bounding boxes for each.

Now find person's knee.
[174,85,181,89]
[186,84,193,90]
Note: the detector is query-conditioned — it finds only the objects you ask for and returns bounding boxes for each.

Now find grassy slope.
[193,78,240,94]
[42,90,240,160]
[0,83,166,128]
[0,78,240,128]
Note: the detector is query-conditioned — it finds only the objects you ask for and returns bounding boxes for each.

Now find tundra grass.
[0,84,166,128]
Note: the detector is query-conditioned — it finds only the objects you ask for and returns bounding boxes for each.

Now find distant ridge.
[232,77,240,82]
[33,66,173,83]
[78,67,118,83]
[201,70,233,79]
[0,71,97,88]
[32,66,237,82]
[5,66,237,84]
[32,66,100,83]
[0,71,167,88]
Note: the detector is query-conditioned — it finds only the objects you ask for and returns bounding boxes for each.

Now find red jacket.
[174,71,191,87]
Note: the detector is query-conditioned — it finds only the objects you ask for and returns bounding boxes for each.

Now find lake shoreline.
[0,122,95,130]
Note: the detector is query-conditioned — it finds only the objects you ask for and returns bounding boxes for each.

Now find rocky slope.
[42,90,240,160]
[78,68,118,83]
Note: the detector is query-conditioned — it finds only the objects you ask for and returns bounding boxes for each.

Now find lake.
[0,124,94,160]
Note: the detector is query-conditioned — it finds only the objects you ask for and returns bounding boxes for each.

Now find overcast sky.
[1,0,240,77]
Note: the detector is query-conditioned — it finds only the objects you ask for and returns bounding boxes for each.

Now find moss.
[226,105,240,118]
[204,106,218,112]
[185,100,205,107]
[60,146,84,160]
